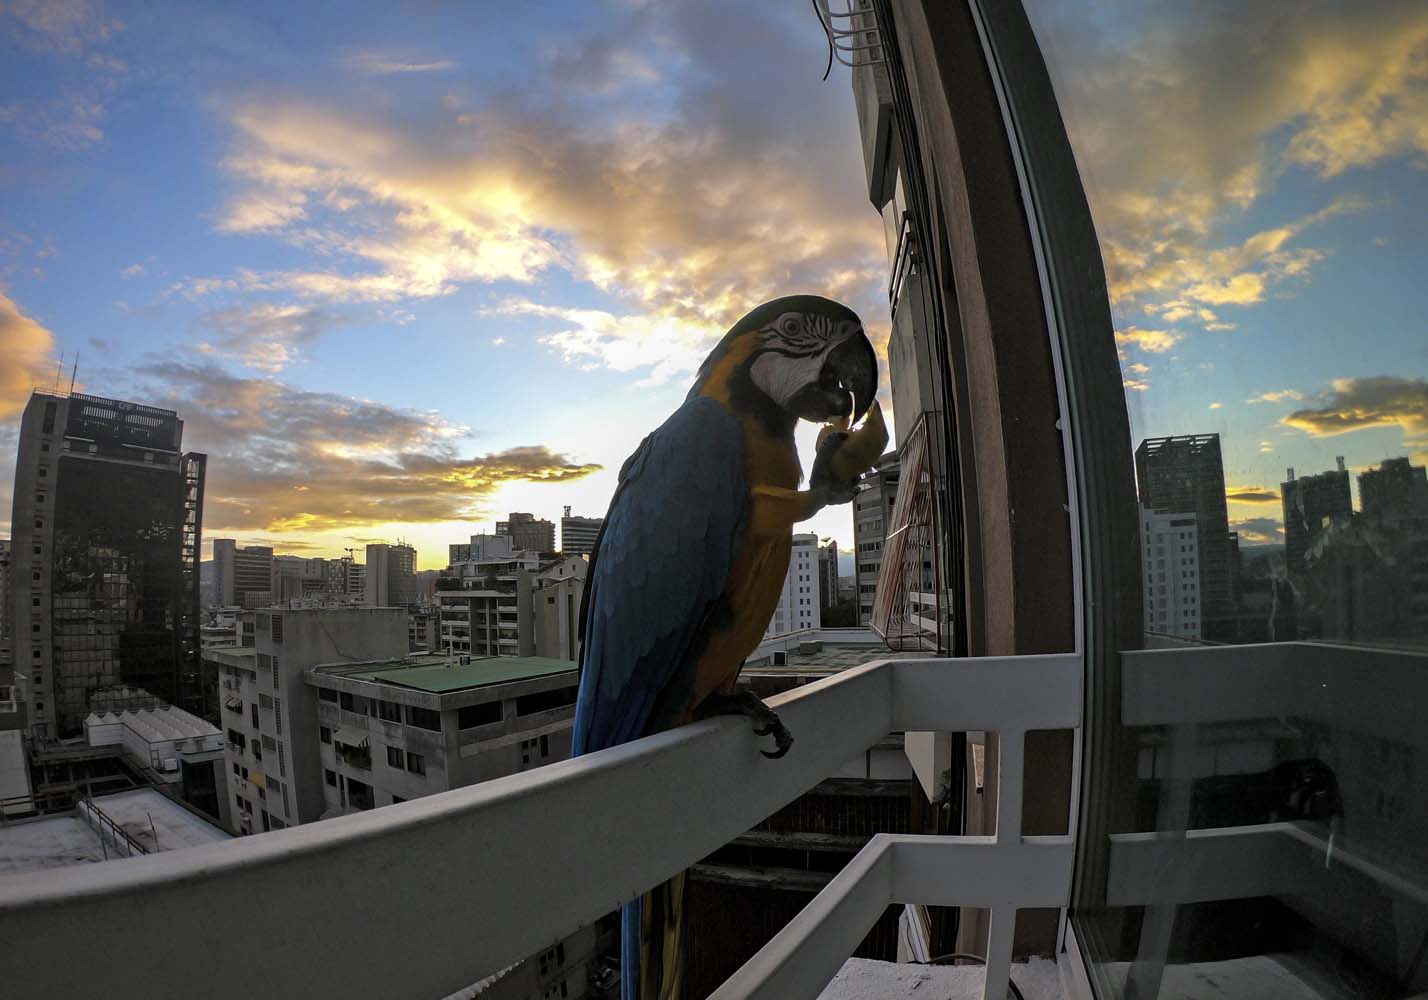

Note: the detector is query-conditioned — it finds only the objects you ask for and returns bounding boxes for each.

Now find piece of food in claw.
[816,415,850,452]
[825,402,888,482]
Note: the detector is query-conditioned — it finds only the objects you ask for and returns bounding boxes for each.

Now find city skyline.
[0,2,888,569]
[2,1,1425,568]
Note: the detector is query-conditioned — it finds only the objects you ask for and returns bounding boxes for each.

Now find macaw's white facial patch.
[749,311,837,410]
[748,311,867,413]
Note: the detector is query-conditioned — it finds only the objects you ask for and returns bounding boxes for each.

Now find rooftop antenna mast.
[68,353,79,395]
[54,352,64,392]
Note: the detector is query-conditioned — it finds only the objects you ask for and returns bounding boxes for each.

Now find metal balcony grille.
[813,0,886,69]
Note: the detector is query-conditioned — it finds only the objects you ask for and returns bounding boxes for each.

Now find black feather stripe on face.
[763,311,833,358]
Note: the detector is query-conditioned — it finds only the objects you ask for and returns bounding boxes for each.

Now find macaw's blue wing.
[572,394,747,756]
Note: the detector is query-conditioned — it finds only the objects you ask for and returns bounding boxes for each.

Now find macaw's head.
[691,294,878,433]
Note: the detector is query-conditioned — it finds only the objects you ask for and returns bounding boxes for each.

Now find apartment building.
[311,653,578,809]
[853,452,900,625]
[560,507,603,555]
[440,535,586,660]
[1141,507,1202,639]
[763,533,821,638]
[217,607,409,833]
[497,512,557,554]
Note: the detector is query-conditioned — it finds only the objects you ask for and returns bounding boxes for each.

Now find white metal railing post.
[719,653,1081,999]
[982,722,1026,1000]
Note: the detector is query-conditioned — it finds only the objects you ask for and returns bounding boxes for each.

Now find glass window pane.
[1023,2,1428,996]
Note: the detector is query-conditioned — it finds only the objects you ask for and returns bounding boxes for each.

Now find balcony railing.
[0,652,1079,1000]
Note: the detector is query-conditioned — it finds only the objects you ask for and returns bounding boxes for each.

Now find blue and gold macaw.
[572,294,884,1000]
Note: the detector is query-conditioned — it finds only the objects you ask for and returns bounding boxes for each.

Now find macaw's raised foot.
[695,689,794,759]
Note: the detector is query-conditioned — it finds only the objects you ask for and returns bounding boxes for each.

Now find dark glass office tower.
[1135,434,1239,642]
[9,391,205,739]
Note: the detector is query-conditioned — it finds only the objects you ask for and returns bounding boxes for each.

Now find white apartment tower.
[763,533,821,638]
[1141,507,1202,639]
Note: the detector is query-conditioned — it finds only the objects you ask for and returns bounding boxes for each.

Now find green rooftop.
[350,656,577,693]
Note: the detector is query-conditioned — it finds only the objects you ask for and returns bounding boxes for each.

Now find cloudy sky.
[1027,0,1428,544]
[1,1,1424,565]
[0,0,888,567]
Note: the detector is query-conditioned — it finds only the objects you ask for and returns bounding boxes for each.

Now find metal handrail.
[0,653,1079,1000]
[78,797,150,857]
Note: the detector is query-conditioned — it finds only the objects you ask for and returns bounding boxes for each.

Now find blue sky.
[1027,0,1428,541]
[1,0,1425,565]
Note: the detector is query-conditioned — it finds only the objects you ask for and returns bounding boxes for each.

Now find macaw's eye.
[782,317,799,334]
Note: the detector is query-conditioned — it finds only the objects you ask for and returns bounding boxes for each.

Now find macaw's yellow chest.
[740,418,802,492]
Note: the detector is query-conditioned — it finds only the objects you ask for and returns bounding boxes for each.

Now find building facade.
[763,533,822,638]
[1140,508,1201,638]
[817,539,839,613]
[218,607,410,832]
[438,543,586,661]
[853,452,900,625]
[311,653,578,810]
[8,391,206,739]
[364,543,417,608]
[1281,459,1353,578]
[497,512,557,554]
[560,508,603,555]
[1359,457,1428,517]
[1135,434,1238,642]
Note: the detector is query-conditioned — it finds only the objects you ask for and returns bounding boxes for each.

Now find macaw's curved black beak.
[786,326,879,424]
[825,328,878,421]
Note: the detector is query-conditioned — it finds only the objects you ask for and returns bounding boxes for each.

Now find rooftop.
[0,788,229,876]
[85,704,221,744]
[744,628,926,675]
[322,655,577,694]
[745,643,925,675]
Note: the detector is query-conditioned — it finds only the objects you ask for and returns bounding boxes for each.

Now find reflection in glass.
[1023,1,1428,996]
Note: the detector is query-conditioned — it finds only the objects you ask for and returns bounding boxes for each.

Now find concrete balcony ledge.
[0,653,1078,1000]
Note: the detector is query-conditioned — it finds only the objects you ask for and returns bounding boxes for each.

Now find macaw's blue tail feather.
[620,897,641,1000]
[621,873,686,1000]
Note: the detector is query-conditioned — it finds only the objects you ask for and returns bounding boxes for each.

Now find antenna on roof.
[69,353,79,395]
[54,352,64,392]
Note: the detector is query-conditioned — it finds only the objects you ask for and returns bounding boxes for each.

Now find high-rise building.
[762,533,821,638]
[1140,508,1201,638]
[497,512,557,553]
[439,538,586,660]
[0,538,10,642]
[560,506,603,555]
[0,538,21,733]
[8,391,206,739]
[1282,459,1353,577]
[817,539,839,612]
[364,543,417,607]
[1135,435,1238,642]
[212,538,235,606]
[1359,457,1428,518]
[211,539,277,609]
[853,452,900,625]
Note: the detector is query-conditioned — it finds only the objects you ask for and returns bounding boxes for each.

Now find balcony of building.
[0,651,1079,998]
[4,640,1424,998]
